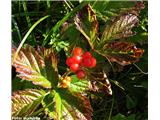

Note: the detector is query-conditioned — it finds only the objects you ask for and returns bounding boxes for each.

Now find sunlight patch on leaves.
[12,89,46,116]
[101,14,139,44]
[98,41,144,66]
[88,70,112,95]
[68,75,90,93]
[53,89,93,120]
[12,45,58,88]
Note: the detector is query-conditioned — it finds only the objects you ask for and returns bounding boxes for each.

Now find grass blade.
[12,18,22,42]
[12,15,50,64]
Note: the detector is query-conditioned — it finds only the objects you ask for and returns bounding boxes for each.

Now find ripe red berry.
[66,57,74,66]
[70,63,80,72]
[82,51,92,59]
[82,57,92,67]
[90,57,96,68]
[73,47,83,56]
[72,55,82,64]
[82,55,96,68]
[76,70,86,79]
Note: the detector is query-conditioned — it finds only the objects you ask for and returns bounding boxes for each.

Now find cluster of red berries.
[66,47,96,79]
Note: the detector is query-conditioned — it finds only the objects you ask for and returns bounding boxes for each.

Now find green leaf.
[97,41,144,66]
[91,0,110,12]
[12,89,46,116]
[112,113,127,120]
[126,95,137,109]
[68,75,90,93]
[126,114,136,120]
[112,113,136,120]
[74,4,99,49]
[53,89,93,120]
[12,77,36,91]
[41,92,56,119]
[55,91,63,120]
[12,45,58,88]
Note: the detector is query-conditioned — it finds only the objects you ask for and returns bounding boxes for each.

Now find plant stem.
[108,93,114,120]
[133,63,148,75]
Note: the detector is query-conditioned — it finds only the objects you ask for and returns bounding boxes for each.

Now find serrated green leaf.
[43,48,59,87]
[12,45,59,88]
[91,1,109,12]
[41,92,56,119]
[53,89,93,120]
[54,91,62,120]
[12,89,46,117]
[68,75,90,93]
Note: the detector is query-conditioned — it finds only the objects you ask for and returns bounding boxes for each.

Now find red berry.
[72,55,82,64]
[82,56,96,68]
[90,57,96,68]
[82,51,92,59]
[82,57,92,67]
[76,70,86,79]
[73,47,83,56]
[66,57,74,66]
[70,63,80,72]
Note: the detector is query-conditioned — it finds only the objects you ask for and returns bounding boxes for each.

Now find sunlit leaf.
[12,45,58,88]
[53,89,93,120]
[88,70,112,95]
[98,41,144,66]
[69,75,90,93]
[74,4,99,49]
[41,92,56,119]
[91,1,110,12]
[101,14,139,44]
[12,89,46,116]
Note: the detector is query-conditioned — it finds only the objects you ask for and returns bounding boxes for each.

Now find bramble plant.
[12,1,147,120]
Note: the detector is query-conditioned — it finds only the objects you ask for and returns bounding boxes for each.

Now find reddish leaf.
[12,45,58,88]
[88,70,112,95]
[100,14,139,44]
[12,89,45,116]
[99,41,144,66]
[74,4,99,49]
